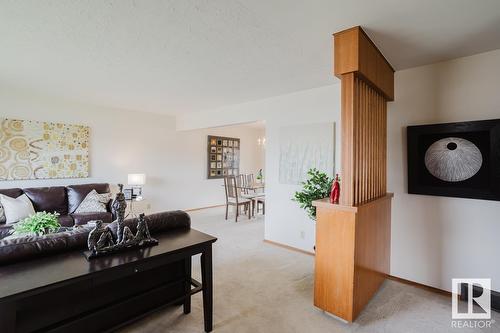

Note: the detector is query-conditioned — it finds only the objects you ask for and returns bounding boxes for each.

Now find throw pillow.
[0,194,36,224]
[75,190,110,214]
[0,204,5,224]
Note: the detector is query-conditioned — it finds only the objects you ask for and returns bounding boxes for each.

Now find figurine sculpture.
[135,213,152,242]
[330,174,340,204]
[122,226,135,242]
[84,184,158,260]
[111,184,127,243]
[87,220,115,252]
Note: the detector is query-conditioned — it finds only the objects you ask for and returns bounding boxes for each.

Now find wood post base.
[312,194,393,322]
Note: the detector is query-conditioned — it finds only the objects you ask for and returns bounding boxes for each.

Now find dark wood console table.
[0,228,217,333]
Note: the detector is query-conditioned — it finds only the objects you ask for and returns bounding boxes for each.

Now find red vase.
[330,174,340,204]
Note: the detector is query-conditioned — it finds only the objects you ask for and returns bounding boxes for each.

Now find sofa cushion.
[0,188,23,198]
[0,194,36,224]
[0,189,22,225]
[0,205,4,224]
[58,215,74,227]
[23,186,68,215]
[0,215,74,238]
[71,212,113,226]
[67,183,111,214]
[0,224,13,239]
[75,190,110,214]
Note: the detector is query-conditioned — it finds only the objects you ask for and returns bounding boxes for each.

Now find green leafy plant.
[12,211,61,236]
[293,168,333,220]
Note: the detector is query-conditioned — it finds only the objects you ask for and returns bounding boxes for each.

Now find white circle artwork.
[424,137,482,182]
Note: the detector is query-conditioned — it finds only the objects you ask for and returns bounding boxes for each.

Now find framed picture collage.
[207,135,240,179]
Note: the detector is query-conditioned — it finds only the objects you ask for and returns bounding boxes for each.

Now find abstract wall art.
[207,135,240,179]
[279,122,335,185]
[0,118,90,180]
[407,119,500,201]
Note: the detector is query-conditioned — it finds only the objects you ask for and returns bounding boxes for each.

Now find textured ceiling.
[1,0,500,115]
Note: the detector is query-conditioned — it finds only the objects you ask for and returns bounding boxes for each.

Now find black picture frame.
[131,187,142,198]
[207,135,240,179]
[407,119,500,201]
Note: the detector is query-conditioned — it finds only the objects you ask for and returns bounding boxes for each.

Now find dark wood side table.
[0,228,217,333]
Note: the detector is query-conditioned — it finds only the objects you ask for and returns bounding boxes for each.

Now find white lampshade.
[128,173,146,186]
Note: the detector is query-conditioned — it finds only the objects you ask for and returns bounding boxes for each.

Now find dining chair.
[235,174,242,187]
[246,174,256,193]
[240,174,261,215]
[256,196,265,215]
[239,174,248,194]
[224,176,252,222]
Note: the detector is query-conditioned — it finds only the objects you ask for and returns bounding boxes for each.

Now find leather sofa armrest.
[108,210,191,239]
[0,228,91,265]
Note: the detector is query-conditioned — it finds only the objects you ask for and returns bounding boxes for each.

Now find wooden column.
[336,26,393,206]
[313,26,394,322]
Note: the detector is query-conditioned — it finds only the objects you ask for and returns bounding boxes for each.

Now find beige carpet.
[121,207,499,333]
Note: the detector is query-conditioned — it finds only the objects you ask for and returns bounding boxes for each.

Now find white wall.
[388,49,500,291]
[174,124,266,210]
[0,86,264,212]
[177,84,341,253]
[179,49,500,292]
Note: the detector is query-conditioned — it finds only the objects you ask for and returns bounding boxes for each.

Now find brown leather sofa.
[0,210,191,264]
[0,182,192,264]
[0,183,114,238]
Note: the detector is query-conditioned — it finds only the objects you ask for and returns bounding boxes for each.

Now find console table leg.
[183,257,192,314]
[0,304,15,332]
[201,247,213,332]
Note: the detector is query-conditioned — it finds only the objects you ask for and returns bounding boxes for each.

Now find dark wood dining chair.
[236,174,245,194]
[246,174,256,193]
[240,174,249,194]
[255,196,265,215]
[224,176,252,222]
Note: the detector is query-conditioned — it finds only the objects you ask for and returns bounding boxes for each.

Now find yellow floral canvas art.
[0,119,90,180]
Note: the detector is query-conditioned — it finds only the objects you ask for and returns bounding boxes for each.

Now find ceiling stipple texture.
[1,0,500,114]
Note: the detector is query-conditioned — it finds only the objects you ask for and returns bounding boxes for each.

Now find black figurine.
[84,191,158,260]
[111,184,127,243]
[135,214,152,240]
[87,220,115,253]
[122,226,134,242]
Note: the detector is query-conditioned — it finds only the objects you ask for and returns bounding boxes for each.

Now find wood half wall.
[313,26,395,322]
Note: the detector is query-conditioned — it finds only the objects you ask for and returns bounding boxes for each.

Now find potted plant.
[293,168,333,220]
[12,211,61,236]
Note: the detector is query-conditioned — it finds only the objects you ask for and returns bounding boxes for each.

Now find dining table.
[220,182,265,191]
[237,182,265,191]
[221,182,265,217]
